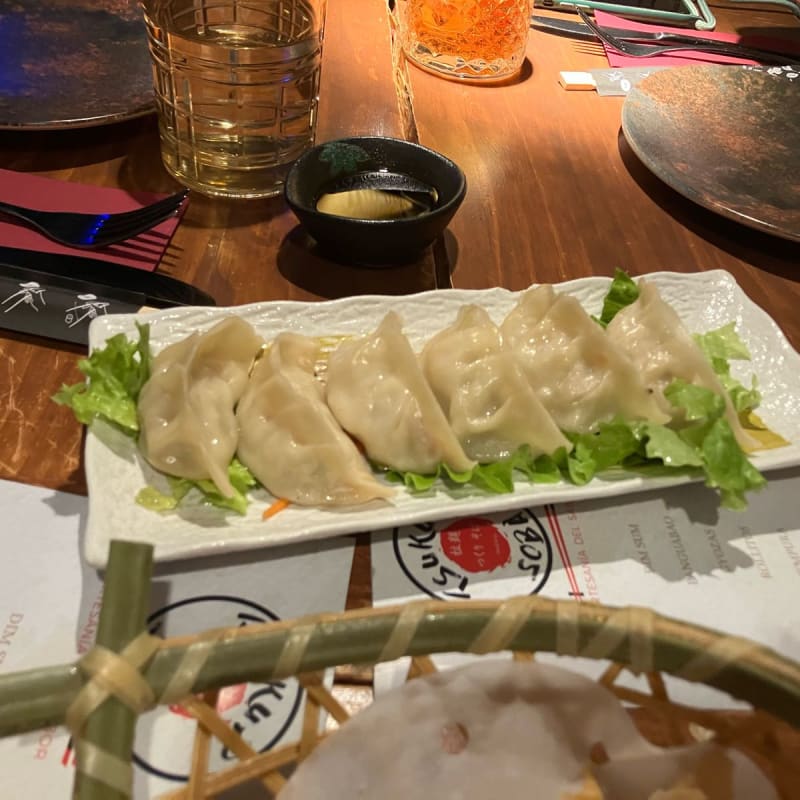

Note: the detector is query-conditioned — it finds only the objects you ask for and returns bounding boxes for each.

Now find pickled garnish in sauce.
[316,188,433,220]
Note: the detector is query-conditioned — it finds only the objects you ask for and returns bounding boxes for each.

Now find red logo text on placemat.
[393,508,553,600]
[440,517,512,574]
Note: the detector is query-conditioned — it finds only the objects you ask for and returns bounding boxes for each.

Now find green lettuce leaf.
[596,268,639,327]
[384,461,509,494]
[515,448,567,484]
[136,459,258,515]
[462,447,567,493]
[52,323,151,436]
[467,460,517,494]
[693,322,751,361]
[385,388,764,509]
[385,446,569,495]
[693,322,761,414]
[722,372,760,415]
[564,422,642,484]
[384,468,439,492]
[663,379,726,422]
[701,418,766,510]
[663,379,765,509]
[135,485,184,513]
[642,424,703,468]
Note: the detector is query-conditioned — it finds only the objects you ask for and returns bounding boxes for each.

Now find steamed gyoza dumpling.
[501,285,669,433]
[606,280,758,450]
[137,317,264,497]
[236,333,394,507]
[420,305,569,462]
[279,659,777,800]
[326,312,475,475]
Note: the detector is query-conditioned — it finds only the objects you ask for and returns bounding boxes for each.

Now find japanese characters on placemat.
[0,480,355,799]
[371,468,800,705]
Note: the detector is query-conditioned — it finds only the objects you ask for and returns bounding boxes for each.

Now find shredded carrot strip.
[262,498,290,520]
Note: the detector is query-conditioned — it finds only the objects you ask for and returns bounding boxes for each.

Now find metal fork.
[0,189,189,249]
[575,8,795,65]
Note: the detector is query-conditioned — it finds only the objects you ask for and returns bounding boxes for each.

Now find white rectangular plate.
[84,271,800,567]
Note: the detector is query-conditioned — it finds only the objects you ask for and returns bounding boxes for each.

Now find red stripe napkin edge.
[0,168,185,272]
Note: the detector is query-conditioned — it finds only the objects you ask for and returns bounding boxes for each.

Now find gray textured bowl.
[284,136,467,266]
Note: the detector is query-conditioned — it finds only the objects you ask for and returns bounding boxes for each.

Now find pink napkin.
[0,169,186,272]
[595,10,799,67]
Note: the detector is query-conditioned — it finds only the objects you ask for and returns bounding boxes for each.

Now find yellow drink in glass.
[399,0,531,82]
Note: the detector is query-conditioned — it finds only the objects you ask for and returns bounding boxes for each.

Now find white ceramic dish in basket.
[83,271,800,568]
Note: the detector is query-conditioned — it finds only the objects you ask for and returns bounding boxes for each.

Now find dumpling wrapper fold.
[236,332,394,507]
[606,280,758,451]
[502,285,669,434]
[326,311,475,475]
[421,304,569,462]
[137,317,264,497]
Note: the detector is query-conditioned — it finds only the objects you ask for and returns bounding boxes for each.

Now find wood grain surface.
[407,13,800,313]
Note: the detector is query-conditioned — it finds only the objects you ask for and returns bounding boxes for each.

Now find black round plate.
[0,0,154,130]
[622,65,800,243]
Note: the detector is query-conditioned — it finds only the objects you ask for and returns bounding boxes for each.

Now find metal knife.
[533,14,620,40]
[531,14,800,60]
[0,246,215,346]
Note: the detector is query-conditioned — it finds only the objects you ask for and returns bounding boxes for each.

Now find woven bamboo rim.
[0,543,798,798]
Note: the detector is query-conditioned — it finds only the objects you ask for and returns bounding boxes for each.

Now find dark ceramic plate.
[621,65,800,242]
[0,0,154,130]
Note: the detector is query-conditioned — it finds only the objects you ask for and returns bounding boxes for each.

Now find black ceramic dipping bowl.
[284,136,467,266]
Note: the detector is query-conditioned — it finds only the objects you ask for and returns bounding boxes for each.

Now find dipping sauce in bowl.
[284,136,466,266]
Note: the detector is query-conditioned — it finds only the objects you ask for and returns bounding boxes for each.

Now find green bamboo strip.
[0,664,81,735]
[73,540,154,800]
[0,599,798,742]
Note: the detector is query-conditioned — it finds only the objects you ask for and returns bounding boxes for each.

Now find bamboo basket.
[0,540,798,799]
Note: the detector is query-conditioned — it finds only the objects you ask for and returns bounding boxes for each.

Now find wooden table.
[1,0,798,609]
[1,3,800,794]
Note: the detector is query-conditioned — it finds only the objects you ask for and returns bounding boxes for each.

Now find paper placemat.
[372,467,800,707]
[0,479,355,798]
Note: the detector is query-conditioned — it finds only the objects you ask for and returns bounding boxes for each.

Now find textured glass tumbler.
[142,0,326,198]
[397,0,531,83]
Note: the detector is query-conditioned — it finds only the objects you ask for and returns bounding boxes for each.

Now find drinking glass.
[397,0,531,83]
[141,0,327,199]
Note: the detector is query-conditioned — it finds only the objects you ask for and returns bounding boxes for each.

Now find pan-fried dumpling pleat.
[501,285,669,433]
[326,312,475,475]
[137,317,264,497]
[236,333,394,507]
[606,280,758,450]
[420,305,569,462]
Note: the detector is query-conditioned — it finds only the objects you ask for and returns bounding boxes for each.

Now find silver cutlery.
[0,189,189,249]
[574,8,798,63]
[532,14,797,50]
